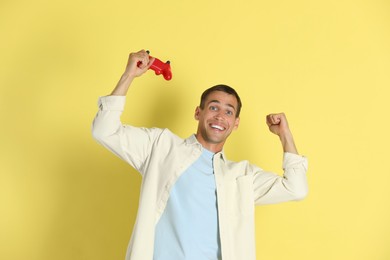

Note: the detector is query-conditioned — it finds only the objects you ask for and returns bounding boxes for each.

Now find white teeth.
[211,124,225,130]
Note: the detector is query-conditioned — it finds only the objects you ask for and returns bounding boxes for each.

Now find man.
[92,50,308,260]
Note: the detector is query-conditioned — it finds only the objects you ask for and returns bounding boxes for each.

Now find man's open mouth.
[210,124,226,131]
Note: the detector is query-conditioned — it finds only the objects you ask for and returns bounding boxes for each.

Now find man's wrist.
[111,74,135,96]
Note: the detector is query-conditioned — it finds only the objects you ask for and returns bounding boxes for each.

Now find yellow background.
[1,0,389,259]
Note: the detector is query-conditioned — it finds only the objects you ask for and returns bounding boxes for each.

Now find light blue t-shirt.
[153,148,221,260]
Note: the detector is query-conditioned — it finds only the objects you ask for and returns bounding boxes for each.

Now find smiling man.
[92,50,308,260]
[195,88,240,152]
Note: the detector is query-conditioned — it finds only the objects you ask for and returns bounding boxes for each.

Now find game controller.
[144,51,172,81]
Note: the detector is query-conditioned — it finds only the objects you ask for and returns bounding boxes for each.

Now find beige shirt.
[92,95,308,260]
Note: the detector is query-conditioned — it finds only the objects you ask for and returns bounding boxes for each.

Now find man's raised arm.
[253,113,308,205]
[91,50,158,170]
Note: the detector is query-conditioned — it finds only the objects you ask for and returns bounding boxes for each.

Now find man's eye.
[210,106,218,111]
[226,110,233,116]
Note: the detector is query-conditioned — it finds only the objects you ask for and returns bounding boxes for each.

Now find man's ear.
[233,117,240,130]
[194,106,200,120]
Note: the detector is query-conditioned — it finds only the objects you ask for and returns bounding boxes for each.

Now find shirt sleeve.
[253,152,308,205]
[91,95,163,174]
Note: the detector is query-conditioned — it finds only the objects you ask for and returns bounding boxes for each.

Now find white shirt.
[92,95,308,260]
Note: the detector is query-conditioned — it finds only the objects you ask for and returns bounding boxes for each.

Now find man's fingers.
[137,50,150,69]
[123,50,153,78]
[266,115,271,126]
[266,113,291,136]
[129,50,150,69]
[267,114,279,125]
[146,57,155,69]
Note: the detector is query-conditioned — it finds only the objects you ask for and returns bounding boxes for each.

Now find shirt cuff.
[283,152,308,170]
[98,95,126,111]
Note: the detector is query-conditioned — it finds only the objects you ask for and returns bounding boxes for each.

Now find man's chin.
[207,136,227,145]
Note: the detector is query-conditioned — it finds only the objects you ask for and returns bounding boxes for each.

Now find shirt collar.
[185,134,227,162]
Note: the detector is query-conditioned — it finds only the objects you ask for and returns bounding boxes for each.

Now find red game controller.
[144,51,172,81]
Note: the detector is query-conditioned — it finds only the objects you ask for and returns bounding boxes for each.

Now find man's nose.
[214,112,224,120]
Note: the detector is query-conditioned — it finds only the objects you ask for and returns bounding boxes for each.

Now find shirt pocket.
[227,175,254,216]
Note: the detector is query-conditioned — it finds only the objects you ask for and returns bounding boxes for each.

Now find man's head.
[194,84,242,152]
[199,85,242,118]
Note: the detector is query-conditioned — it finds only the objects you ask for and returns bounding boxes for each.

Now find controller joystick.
[143,51,172,81]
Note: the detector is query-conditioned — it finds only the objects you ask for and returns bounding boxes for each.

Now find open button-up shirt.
[92,95,308,260]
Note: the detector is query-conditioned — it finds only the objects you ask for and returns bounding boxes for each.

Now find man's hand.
[111,50,155,96]
[123,50,155,79]
[266,113,298,154]
[266,113,290,137]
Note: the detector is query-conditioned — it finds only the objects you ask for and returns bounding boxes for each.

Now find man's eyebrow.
[207,100,236,111]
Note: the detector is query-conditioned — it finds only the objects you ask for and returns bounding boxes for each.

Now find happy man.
[92,50,308,260]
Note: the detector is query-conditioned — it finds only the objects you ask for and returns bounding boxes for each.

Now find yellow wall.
[1,0,389,259]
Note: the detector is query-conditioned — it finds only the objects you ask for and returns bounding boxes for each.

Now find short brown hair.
[199,84,242,117]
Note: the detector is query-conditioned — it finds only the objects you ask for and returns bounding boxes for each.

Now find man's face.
[195,91,240,152]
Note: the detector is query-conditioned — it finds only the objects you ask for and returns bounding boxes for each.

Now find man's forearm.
[110,74,135,96]
[279,130,298,155]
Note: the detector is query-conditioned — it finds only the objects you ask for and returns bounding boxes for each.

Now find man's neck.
[194,134,224,153]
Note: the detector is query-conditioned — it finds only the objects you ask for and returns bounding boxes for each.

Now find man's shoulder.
[147,127,190,146]
[132,126,194,146]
